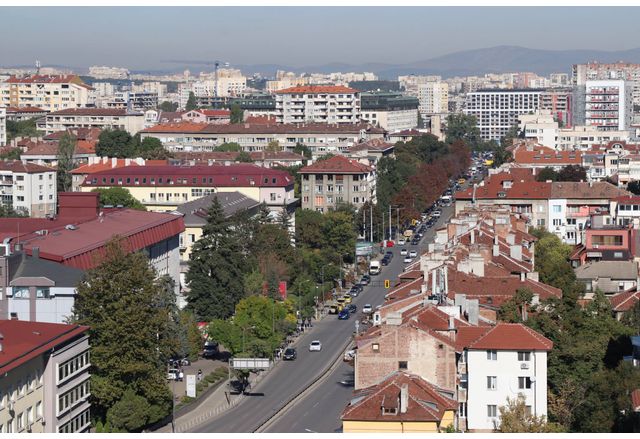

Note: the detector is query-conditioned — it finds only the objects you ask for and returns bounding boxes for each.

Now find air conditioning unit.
[520,363,530,370]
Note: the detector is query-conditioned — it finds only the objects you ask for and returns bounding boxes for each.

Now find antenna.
[214,61,220,108]
[35,60,41,75]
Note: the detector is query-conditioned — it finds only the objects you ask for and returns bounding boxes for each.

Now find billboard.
[231,358,271,369]
[186,374,196,397]
[356,242,373,256]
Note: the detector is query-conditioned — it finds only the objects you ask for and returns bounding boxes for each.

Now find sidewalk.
[156,310,330,433]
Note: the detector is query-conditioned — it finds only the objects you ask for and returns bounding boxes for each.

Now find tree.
[557,165,587,182]
[185,92,197,111]
[138,137,172,160]
[244,269,265,296]
[0,204,27,218]
[96,129,134,158]
[0,148,21,160]
[536,167,558,182]
[500,124,520,148]
[315,153,335,162]
[236,151,253,162]
[186,196,247,320]
[492,143,512,168]
[57,132,77,192]
[92,187,146,210]
[266,140,282,152]
[257,201,272,224]
[498,393,558,432]
[445,114,482,150]
[6,117,42,142]
[73,238,172,428]
[158,101,178,112]
[106,389,151,432]
[627,180,640,195]
[277,204,291,231]
[230,104,244,124]
[215,142,242,152]
[293,142,312,160]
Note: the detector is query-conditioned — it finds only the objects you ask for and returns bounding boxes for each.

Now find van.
[369,260,381,275]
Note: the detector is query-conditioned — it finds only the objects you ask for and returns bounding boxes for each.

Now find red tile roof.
[467,323,553,351]
[0,320,89,376]
[299,155,373,174]
[341,371,457,423]
[348,138,395,153]
[193,109,231,117]
[48,108,134,116]
[614,195,640,205]
[609,290,640,312]
[276,85,359,94]
[71,158,168,175]
[6,74,84,85]
[244,115,278,125]
[0,160,55,173]
[6,106,47,113]
[456,176,551,201]
[21,140,95,156]
[43,127,102,141]
[82,164,294,188]
[513,144,582,165]
[142,122,384,135]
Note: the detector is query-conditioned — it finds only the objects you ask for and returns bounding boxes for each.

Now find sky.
[2,6,640,71]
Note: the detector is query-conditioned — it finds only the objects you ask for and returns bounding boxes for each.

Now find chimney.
[32,247,39,259]
[520,271,526,282]
[470,229,475,244]
[125,158,131,166]
[510,245,522,261]
[492,244,500,257]
[400,384,409,414]
[111,157,117,168]
[467,299,479,326]
[448,315,455,331]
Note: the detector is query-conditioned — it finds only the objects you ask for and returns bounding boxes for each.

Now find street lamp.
[242,325,255,354]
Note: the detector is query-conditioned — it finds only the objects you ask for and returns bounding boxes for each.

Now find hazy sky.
[2,7,640,71]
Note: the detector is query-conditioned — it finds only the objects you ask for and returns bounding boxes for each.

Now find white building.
[360,92,418,132]
[0,107,6,146]
[0,75,91,111]
[0,161,56,217]
[583,80,633,132]
[464,89,542,141]
[44,108,145,135]
[275,85,360,125]
[418,82,449,116]
[465,324,551,432]
[88,65,130,79]
[518,111,559,148]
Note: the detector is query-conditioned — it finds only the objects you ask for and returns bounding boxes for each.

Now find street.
[193,202,456,433]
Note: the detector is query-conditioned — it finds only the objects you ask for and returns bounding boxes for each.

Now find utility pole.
[388,204,392,242]
[213,61,220,108]
[369,202,373,243]
[382,212,385,242]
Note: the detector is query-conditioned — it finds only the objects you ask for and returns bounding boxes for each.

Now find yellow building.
[341,371,457,433]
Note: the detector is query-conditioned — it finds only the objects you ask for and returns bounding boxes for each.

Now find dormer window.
[382,407,397,415]
[498,192,507,198]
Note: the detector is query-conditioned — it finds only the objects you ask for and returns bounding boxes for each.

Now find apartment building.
[398,75,442,96]
[79,163,296,214]
[266,72,309,94]
[4,106,48,122]
[298,155,375,212]
[572,62,640,105]
[228,95,277,118]
[140,122,386,157]
[360,92,418,132]
[577,80,634,132]
[518,112,559,147]
[0,161,56,217]
[0,320,90,433]
[464,89,542,141]
[181,109,231,124]
[417,82,449,116]
[275,85,361,125]
[88,65,130,79]
[0,107,5,146]
[178,69,247,108]
[539,89,572,127]
[511,142,582,170]
[70,156,168,191]
[0,75,91,111]
[44,108,145,135]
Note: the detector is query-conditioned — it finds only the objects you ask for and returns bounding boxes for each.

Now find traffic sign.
[384,279,390,289]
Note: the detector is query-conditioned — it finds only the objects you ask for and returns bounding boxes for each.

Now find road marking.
[312,402,320,408]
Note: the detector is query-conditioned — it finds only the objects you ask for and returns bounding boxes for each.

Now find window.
[486,350,497,360]
[487,405,497,418]
[353,185,360,192]
[518,351,531,361]
[36,287,50,299]
[27,406,33,425]
[58,408,90,433]
[487,376,497,390]
[17,412,24,431]
[525,405,532,416]
[552,205,561,213]
[7,418,13,433]
[552,219,562,226]
[58,351,90,383]
[35,401,42,420]
[270,193,276,202]
[518,376,532,389]
[398,361,408,370]
[13,287,30,299]
[57,379,90,415]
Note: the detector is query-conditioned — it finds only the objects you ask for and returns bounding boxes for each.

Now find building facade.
[0,161,56,217]
[417,82,449,116]
[582,80,633,132]
[44,108,144,135]
[0,75,91,111]
[275,85,361,125]
[0,107,5,146]
[360,92,419,133]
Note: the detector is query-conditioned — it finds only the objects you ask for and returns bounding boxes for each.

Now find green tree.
[137,137,172,160]
[106,389,151,432]
[6,118,42,142]
[96,129,134,158]
[257,201,272,224]
[0,204,27,218]
[266,140,281,152]
[498,288,534,323]
[627,180,640,195]
[557,165,587,182]
[56,132,77,192]
[0,148,21,160]
[445,114,482,150]
[492,143,512,168]
[92,187,146,210]
[236,151,253,162]
[175,309,204,361]
[244,269,265,296]
[158,101,178,112]
[73,238,172,428]
[186,196,246,320]
[500,123,521,148]
[498,393,559,432]
[230,104,244,124]
[185,92,197,111]
[215,142,242,152]
[293,142,312,160]
[536,167,558,182]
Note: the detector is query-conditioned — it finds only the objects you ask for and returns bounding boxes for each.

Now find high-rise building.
[0,107,6,146]
[0,75,91,111]
[580,80,633,131]
[360,92,418,132]
[417,82,449,117]
[275,85,360,125]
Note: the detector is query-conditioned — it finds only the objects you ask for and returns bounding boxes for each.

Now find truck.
[369,260,381,275]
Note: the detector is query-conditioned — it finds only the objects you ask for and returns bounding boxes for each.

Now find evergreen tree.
[96,129,134,158]
[236,151,253,162]
[186,196,246,320]
[73,238,172,428]
[57,132,77,192]
[185,92,197,111]
[277,203,291,231]
[258,201,271,224]
[230,104,244,124]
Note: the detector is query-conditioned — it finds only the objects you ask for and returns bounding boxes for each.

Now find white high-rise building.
[583,80,633,132]
[0,107,6,147]
[418,82,449,116]
[275,85,360,125]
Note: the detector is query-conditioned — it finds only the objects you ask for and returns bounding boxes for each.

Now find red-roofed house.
[70,157,168,191]
[512,143,582,169]
[341,371,457,433]
[0,320,91,433]
[181,109,231,124]
[0,75,91,111]
[299,155,375,211]
[275,85,360,125]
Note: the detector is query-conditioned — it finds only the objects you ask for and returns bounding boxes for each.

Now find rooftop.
[176,192,261,227]
[467,323,553,351]
[299,155,373,174]
[142,122,385,135]
[275,85,359,94]
[48,108,141,117]
[0,160,55,174]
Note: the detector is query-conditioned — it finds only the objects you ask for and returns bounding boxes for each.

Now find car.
[349,285,361,296]
[381,257,390,266]
[411,239,419,245]
[400,248,408,256]
[202,341,218,359]
[338,309,351,320]
[347,304,357,313]
[309,340,322,351]
[283,347,297,360]
[343,349,356,362]
[398,238,406,245]
[409,250,418,258]
[362,304,373,314]
[404,256,412,263]
[385,251,394,259]
[360,275,371,285]
[167,368,182,381]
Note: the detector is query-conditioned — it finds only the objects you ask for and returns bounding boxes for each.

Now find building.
[44,108,144,135]
[518,112,559,148]
[0,75,91,111]
[511,142,582,170]
[0,107,5,147]
[0,320,90,433]
[20,140,96,168]
[417,82,449,116]
[4,106,48,122]
[0,161,56,217]
[79,163,297,214]
[140,122,385,157]
[265,72,309,94]
[274,85,361,125]
[181,109,231,124]
[341,372,457,433]
[171,151,306,169]
[539,89,573,127]
[88,65,130,79]
[345,138,395,168]
[360,92,419,132]
[572,62,640,106]
[578,80,633,132]
[228,95,277,118]
[298,155,375,212]
[70,157,169,192]
[464,89,542,141]
[575,261,638,296]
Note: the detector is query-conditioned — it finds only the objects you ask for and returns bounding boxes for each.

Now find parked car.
[381,257,390,266]
[349,285,362,296]
[404,256,412,263]
[411,239,419,245]
[283,347,297,361]
[309,340,322,351]
[202,341,218,359]
[362,304,373,314]
[400,248,408,256]
[344,349,356,362]
[385,251,394,259]
[360,275,371,285]
[398,238,406,245]
[409,250,418,258]
[347,303,357,313]
[338,309,351,320]
[432,210,442,218]
[167,368,181,381]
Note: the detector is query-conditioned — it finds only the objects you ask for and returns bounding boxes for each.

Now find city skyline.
[2,7,640,71]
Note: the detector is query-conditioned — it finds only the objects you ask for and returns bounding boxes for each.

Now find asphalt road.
[263,203,456,433]
[194,202,456,433]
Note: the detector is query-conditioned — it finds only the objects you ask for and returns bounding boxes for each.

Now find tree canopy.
[185,92,197,111]
[536,165,588,182]
[56,132,76,192]
[158,101,178,112]
[96,129,172,159]
[92,187,146,210]
[230,104,244,124]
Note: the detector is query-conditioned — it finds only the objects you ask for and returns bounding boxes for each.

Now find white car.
[309,340,322,352]
[432,210,442,218]
[403,256,412,263]
[409,250,418,258]
[362,304,373,314]
[400,248,408,256]
[398,238,406,245]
